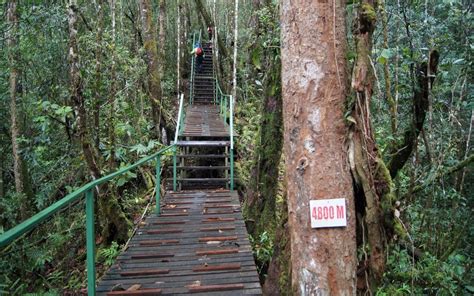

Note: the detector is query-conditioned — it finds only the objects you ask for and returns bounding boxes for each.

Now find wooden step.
[188,284,244,293]
[176,166,229,170]
[175,178,230,182]
[174,140,230,147]
[120,269,170,277]
[107,288,162,296]
[177,154,229,158]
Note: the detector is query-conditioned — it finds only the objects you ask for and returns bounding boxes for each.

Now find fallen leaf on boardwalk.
[167,204,177,208]
[187,280,201,288]
[206,241,220,244]
[127,284,141,291]
[218,230,223,233]
[139,221,146,226]
[111,284,125,291]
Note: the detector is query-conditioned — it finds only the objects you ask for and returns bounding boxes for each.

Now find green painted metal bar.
[173,146,177,191]
[230,149,234,191]
[155,156,161,214]
[230,95,234,191]
[0,144,175,248]
[85,189,96,296]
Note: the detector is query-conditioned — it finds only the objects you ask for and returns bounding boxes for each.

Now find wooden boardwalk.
[182,105,229,138]
[97,190,262,295]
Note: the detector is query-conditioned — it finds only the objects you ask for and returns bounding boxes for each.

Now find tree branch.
[387,50,440,178]
[411,153,474,194]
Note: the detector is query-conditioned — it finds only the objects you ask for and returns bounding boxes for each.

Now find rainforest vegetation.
[0,0,472,295]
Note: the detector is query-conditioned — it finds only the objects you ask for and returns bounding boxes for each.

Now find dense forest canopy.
[0,0,472,294]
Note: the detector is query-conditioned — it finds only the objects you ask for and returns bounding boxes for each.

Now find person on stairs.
[190,42,204,73]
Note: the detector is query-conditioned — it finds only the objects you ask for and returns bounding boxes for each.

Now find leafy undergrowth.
[0,187,155,295]
[377,246,474,295]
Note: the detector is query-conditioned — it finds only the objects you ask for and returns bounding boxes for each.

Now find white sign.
[310,198,347,228]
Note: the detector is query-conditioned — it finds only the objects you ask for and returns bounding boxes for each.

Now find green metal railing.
[172,94,185,191]
[0,136,181,295]
[189,31,202,105]
[214,80,235,190]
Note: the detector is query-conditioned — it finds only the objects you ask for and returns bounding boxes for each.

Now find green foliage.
[249,231,274,274]
[98,241,121,267]
[378,246,473,295]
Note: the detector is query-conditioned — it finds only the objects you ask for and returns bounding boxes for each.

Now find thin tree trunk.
[94,0,104,152]
[109,0,117,168]
[177,0,181,100]
[7,0,24,195]
[231,0,238,103]
[281,0,357,294]
[138,0,165,140]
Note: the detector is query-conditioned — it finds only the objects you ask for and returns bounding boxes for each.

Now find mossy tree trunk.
[138,0,167,141]
[348,0,441,290]
[67,0,130,244]
[8,0,34,220]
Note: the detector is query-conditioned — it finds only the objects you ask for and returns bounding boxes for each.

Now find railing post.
[173,146,177,192]
[230,149,234,191]
[85,189,96,296]
[224,97,227,123]
[230,95,234,191]
[155,155,161,214]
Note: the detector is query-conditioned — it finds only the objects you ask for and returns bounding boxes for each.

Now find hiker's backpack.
[196,47,203,56]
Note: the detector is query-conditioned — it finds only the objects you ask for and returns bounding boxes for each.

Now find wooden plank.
[202,217,235,223]
[200,226,236,232]
[139,240,179,246]
[106,288,162,296]
[195,248,239,256]
[152,221,186,225]
[147,229,182,234]
[199,236,238,242]
[193,263,241,272]
[130,253,174,259]
[187,283,244,293]
[120,269,170,277]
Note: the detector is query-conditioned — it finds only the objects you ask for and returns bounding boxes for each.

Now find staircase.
[193,42,215,104]
[173,41,233,190]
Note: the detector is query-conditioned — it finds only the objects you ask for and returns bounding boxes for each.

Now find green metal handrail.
[172,94,185,191]
[213,78,234,190]
[0,144,176,295]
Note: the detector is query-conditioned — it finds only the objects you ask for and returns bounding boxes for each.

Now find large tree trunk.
[138,0,166,141]
[68,0,130,244]
[281,0,357,294]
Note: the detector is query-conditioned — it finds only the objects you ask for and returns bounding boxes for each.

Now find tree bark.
[93,0,104,152]
[281,0,357,294]
[138,0,166,141]
[7,0,24,195]
[387,50,440,178]
[68,0,130,244]
[108,0,117,168]
[231,0,238,103]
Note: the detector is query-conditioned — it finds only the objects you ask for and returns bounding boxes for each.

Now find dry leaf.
[127,284,141,291]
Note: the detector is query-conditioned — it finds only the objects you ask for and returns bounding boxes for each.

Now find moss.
[361,3,377,23]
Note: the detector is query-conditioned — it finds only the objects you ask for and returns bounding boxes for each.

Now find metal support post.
[86,189,96,296]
